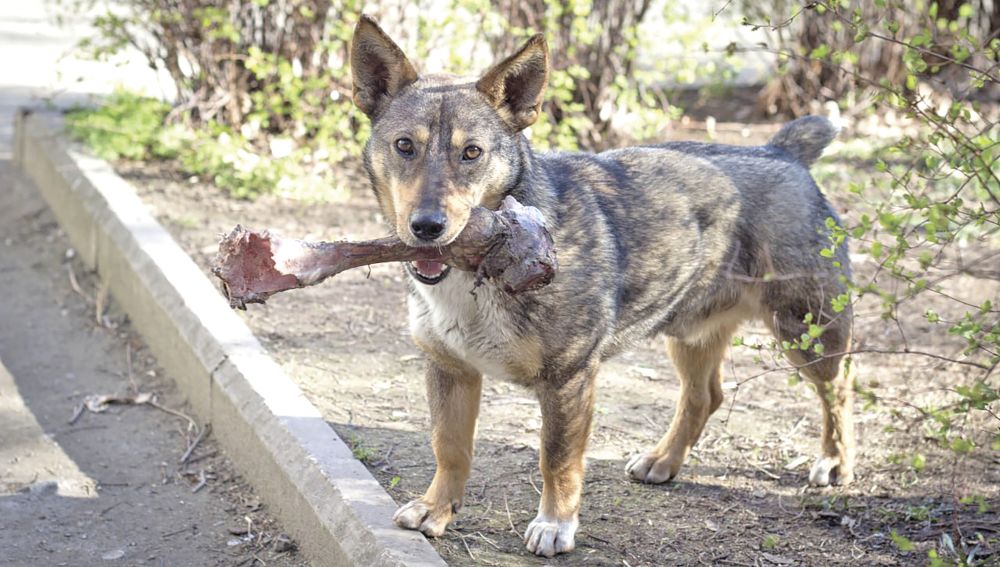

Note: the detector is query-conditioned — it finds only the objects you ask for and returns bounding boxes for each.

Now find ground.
[116,122,1000,567]
[0,160,309,567]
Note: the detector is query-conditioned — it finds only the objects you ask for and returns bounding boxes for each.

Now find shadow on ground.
[332,422,999,567]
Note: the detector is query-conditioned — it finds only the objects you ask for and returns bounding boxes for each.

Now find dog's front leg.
[394,361,482,536]
[525,365,598,557]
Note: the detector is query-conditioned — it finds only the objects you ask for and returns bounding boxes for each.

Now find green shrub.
[65,89,178,161]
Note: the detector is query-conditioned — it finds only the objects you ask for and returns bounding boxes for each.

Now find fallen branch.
[212,196,557,309]
[69,391,199,435]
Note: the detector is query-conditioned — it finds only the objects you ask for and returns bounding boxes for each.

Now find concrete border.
[14,110,446,567]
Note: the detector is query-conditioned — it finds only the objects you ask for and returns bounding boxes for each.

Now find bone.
[212,195,557,309]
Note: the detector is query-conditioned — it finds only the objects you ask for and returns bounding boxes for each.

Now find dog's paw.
[625,451,681,484]
[524,514,578,558]
[392,499,454,537]
[808,456,854,487]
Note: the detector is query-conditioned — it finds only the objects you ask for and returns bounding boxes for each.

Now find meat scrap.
[212,195,557,309]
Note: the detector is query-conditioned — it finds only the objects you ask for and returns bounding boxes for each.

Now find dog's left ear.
[476,34,549,132]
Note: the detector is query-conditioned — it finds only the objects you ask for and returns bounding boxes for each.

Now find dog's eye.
[395,138,415,156]
[462,145,482,161]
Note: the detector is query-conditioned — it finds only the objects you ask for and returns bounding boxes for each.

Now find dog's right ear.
[351,15,418,117]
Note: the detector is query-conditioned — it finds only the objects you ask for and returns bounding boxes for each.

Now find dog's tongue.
[414,260,446,278]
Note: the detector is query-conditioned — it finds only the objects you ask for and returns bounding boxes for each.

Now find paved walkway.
[0,1,168,157]
[0,4,306,566]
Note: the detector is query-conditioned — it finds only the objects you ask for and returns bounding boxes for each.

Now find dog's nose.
[409,212,448,241]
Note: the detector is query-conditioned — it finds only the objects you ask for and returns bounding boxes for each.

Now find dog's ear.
[476,34,549,131]
[351,15,418,117]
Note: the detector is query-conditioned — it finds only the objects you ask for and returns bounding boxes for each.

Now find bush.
[63,0,689,184]
[480,0,670,150]
[730,3,998,561]
[65,89,178,161]
[740,0,999,116]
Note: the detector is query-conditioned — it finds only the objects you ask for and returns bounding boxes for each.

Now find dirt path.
[0,160,309,567]
[119,138,999,566]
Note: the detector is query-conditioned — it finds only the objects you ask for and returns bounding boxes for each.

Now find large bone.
[212,195,557,309]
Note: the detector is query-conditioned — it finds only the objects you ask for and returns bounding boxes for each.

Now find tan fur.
[389,180,475,246]
[508,336,544,382]
[351,16,855,558]
[450,128,468,149]
[393,352,481,536]
[536,365,597,523]
[625,325,734,483]
[767,317,856,484]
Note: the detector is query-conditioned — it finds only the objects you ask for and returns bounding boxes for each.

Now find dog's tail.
[767,115,839,167]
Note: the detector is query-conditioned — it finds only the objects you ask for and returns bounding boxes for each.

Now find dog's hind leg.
[626,326,734,484]
[525,363,598,558]
[766,302,855,486]
[393,359,482,536]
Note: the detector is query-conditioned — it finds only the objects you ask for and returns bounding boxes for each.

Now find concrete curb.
[14,110,446,567]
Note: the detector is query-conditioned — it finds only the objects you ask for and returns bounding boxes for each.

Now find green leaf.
[891,530,915,552]
[810,44,830,59]
[853,26,868,43]
[950,437,975,454]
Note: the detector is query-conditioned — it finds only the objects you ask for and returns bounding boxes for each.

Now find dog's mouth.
[407,260,452,285]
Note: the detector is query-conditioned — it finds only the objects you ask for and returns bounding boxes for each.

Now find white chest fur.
[408,271,528,381]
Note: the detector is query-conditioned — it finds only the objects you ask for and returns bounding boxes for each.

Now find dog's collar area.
[406,261,452,285]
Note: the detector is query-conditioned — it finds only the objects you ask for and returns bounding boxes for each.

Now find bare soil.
[117,125,999,566]
[0,161,309,567]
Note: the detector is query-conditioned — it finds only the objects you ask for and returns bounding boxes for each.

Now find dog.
[349,15,855,558]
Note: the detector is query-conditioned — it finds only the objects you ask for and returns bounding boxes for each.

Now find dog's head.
[351,15,548,284]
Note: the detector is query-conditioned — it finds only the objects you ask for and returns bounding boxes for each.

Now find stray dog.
[350,15,855,558]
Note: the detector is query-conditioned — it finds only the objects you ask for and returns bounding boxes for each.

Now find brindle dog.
[350,15,855,558]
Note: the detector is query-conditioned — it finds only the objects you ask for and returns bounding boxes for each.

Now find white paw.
[808,456,853,487]
[392,500,450,537]
[524,514,578,558]
[625,452,679,484]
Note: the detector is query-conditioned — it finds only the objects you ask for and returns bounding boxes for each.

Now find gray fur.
[352,18,855,558]
[766,115,840,166]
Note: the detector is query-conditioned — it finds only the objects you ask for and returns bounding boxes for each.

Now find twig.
[94,278,110,326]
[458,532,477,561]
[147,399,199,433]
[180,424,211,464]
[68,403,86,425]
[712,0,733,20]
[585,532,612,544]
[527,469,542,496]
[183,449,218,465]
[474,531,502,551]
[503,491,520,538]
[191,470,207,493]
[162,526,191,539]
[66,264,93,303]
[738,450,781,480]
[99,501,123,517]
[125,343,137,394]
